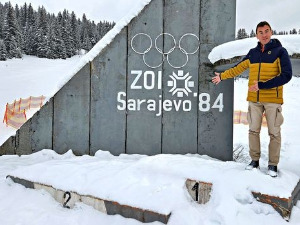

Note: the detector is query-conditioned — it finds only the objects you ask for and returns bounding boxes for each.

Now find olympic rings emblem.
[131,33,200,69]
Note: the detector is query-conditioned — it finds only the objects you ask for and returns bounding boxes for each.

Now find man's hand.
[249,80,259,92]
[212,72,221,85]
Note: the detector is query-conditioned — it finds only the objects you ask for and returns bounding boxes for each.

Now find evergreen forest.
[0,2,115,61]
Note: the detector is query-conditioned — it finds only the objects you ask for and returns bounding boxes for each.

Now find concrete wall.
[0,0,236,160]
[198,0,236,160]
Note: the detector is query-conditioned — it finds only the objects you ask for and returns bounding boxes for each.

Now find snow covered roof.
[209,35,300,64]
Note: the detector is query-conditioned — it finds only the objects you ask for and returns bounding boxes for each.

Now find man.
[212,21,292,177]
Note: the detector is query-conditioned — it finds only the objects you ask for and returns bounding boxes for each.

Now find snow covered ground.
[0,55,83,144]
[1,148,300,225]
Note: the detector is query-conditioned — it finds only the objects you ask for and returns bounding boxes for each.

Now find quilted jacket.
[220,39,292,104]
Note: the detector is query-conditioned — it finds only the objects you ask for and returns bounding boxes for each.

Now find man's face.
[256,25,272,45]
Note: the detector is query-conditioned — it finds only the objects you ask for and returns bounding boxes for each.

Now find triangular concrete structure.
[0,0,236,160]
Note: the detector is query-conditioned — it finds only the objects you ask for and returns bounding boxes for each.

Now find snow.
[1,146,300,224]
[6,149,300,209]
[209,35,300,64]
[0,55,83,144]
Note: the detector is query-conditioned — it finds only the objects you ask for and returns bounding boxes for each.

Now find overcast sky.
[5,0,300,33]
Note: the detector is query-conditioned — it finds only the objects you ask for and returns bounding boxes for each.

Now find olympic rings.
[143,48,165,69]
[179,33,199,54]
[167,47,189,69]
[155,33,176,55]
[131,33,152,55]
[130,33,199,69]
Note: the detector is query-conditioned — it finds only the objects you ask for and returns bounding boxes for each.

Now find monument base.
[7,175,171,224]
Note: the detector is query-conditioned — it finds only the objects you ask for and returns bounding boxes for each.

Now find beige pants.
[247,102,284,166]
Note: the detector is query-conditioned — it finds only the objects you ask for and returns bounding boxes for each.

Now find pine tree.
[46,21,57,59]
[237,28,242,39]
[9,36,22,58]
[0,7,4,39]
[36,6,49,57]
[37,6,47,35]
[80,13,90,50]
[0,3,4,40]
[53,18,66,59]
[250,29,255,37]
[19,3,27,30]
[15,4,25,51]
[82,31,92,50]
[3,2,23,58]
[70,11,80,53]
[89,21,97,46]
[15,4,21,27]
[236,28,248,39]
[61,9,74,57]
[23,3,33,54]
[57,11,63,27]
[0,39,7,60]
[36,32,49,58]
[19,4,26,42]
[0,2,115,59]
[57,39,67,59]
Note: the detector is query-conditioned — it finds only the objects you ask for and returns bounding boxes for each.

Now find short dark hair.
[256,21,272,34]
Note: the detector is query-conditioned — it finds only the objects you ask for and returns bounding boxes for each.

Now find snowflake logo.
[167,70,194,97]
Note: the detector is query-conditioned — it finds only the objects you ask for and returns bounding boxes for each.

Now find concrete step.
[185,179,213,204]
[186,178,300,221]
[252,180,300,221]
[7,175,171,224]
[7,174,300,222]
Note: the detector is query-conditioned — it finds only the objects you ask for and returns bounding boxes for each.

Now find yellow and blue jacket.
[220,39,292,104]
